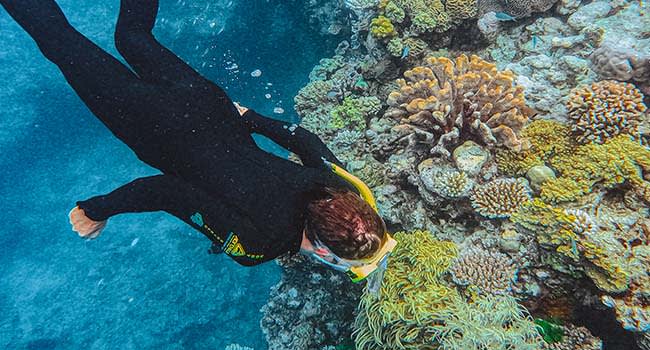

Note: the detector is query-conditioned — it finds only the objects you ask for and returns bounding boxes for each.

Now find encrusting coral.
[450,246,518,295]
[352,230,543,350]
[385,54,532,157]
[567,80,647,144]
[471,178,531,219]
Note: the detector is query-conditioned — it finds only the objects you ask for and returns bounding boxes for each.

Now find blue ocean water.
[0,1,341,348]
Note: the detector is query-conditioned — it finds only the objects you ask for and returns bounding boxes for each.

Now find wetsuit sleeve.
[75,175,189,221]
[240,109,345,168]
[76,174,287,266]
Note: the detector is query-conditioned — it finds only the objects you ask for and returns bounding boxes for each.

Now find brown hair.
[305,187,386,260]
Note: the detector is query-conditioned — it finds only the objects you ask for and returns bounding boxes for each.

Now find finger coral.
[471,178,532,218]
[386,54,532,158]
[567,80,647,144]
[450,246,518,295]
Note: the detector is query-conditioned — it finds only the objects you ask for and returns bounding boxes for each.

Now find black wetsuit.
[1,0,356,266]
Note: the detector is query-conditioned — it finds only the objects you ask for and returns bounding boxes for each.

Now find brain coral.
[567,80,647,144]
[471,178,532,218]
[502,0,558,18]
[386,54,532,157]
[450,246,518,295]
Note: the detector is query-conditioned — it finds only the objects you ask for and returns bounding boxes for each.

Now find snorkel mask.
[304,159,398,296]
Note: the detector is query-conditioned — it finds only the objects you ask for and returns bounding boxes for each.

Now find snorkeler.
[0,0,396,285]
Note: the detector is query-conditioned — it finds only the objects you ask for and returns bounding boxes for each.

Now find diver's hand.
[233,102,249,116]
[69,206,107,239]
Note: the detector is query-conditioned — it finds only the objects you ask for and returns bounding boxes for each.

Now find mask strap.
[322,159,378,212]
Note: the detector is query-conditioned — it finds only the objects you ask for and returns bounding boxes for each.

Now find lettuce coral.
[567,80,647,144]
[385,54,532,157]
[352,230,543,350]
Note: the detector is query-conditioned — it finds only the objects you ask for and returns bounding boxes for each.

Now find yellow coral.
[370,16,396,39]
[511,199,631,293]
[385,54,531,157]
[541,135,650,203]
[497,120,575,176]
[352,230,543,349]
[567,80,647,144]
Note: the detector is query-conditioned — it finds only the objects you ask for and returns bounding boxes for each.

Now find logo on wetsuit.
[223,231,246,257]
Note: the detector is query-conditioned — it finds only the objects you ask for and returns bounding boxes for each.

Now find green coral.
[384,1,406,22]
[330,96,381,131]
[511,199,631,293]
[379,0,478,35]
[370,16,397,39]
[541,135,650,203]
[497,120,576,176]
[353,230,544,350]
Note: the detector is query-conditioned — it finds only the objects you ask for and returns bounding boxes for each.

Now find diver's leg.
[115,0,205,85]
[0,0,162,144]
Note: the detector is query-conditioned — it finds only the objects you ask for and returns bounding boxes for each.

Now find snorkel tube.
[322,158,397,296]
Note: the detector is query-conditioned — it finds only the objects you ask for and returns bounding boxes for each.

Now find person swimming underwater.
[0,0,396,284]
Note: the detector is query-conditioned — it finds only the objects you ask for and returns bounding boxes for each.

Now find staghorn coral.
[567,80,647,144]
[385,54,532,158]
[450,246,518,295]
[541,135,650,204]
[352,230,543,350]
[330,96,382,131]
[471,178,531,219]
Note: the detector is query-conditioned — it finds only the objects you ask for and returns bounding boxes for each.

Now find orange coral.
[385,54,532,157]
[567,80,647,144]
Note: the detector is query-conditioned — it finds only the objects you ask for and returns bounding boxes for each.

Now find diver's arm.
[240,108,345,168]
[75,174,185,221]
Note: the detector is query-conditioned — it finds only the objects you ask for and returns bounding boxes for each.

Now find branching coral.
[353,230,543,350]
[330,96,382,131]
[567,80,647,144]
[385,54,532,158]
[471,178,531,219]
[450,246,518,295]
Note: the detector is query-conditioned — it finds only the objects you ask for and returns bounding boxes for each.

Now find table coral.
[385,54,532,158]
[450,246,518,295]
[567,80,647,144]
[471,178,532,219]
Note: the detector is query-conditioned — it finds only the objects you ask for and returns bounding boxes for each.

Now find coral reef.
[543,323,602,350]
[420,166,474,199]
[450,246,518,295]
[261,254,363,350]
[471,178,531,219]
[353,230,543,350]
[385,54,532,158]
[330,96,382,131]
[567,80,647,144]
